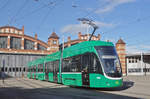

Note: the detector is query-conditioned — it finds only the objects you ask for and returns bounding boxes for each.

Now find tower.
[116,38,126,75]
[48,32,59,53]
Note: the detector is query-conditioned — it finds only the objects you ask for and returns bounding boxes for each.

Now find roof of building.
[49,32,59,39]
[116,38,126,44]
[0,26,22,31]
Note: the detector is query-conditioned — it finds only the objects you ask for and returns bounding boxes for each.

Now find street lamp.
[78,18,98,41]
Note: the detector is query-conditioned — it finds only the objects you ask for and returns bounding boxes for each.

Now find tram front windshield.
[95,46,122,78]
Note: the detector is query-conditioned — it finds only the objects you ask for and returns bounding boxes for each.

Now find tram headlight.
[115,81,119,85]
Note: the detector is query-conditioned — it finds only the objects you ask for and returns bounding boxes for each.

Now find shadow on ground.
[72,80,134,92]
[0,83,137,99]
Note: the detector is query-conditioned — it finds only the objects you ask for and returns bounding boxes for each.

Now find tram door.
[34,66,36,79]
[53,61,58,83]
[82,53,90,86]
[45,64,48,81]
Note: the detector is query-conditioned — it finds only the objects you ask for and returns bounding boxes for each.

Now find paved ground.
[0,76,150,99]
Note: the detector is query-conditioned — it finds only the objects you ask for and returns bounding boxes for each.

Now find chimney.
[68,36,71,42]
[68,36,71,47]
[35,33,37,40]
[98,34,100,40]
[78,32,81,39]
[22,26,24,35]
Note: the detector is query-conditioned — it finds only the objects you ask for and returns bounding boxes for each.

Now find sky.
[0,0,150,54]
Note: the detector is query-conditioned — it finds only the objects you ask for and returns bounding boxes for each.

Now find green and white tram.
[27,41,123,88]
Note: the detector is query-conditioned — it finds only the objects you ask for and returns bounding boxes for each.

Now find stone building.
[126,53,150,75]
[0,26,59,77]
[63,32,100,48]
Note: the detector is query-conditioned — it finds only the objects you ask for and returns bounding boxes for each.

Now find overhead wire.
[37,0,65,29]
[76,1,150,52]
[14,1,54,23]
[75,0,150,43]
[0,0,10,10]
[100,15,150,41]
[11,0,29,25]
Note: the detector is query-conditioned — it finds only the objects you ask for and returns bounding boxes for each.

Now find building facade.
[0,26,59,77]
[63,32,101,48]
[116,39,126,75]
[126,53,150,75]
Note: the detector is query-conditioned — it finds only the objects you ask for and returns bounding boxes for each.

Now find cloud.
[61,21,114,34]
[94,21,114,27]
[95,0,136,14]
[61,24,87,34]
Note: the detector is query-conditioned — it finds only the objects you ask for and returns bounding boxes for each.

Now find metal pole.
[77,18,98,41]
[141,52,143,75]
[63,35,64,50]
[87,24,89,40]
[145,63,146,76]
[89,27,97,41]
[59,36,64,83]
[126,58,129,76]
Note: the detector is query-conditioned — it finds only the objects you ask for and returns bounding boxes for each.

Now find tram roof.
[28,40,114,64]
[64,40,113,50]
[62,40,113,58]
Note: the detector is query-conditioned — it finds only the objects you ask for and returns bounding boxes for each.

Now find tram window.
[38,64,41,72]
[40,64,43,72]
[39,65,41,72]
[37,66,39,72]
[50,62,53,72]
[53,60,59,72]
[81,53,90,72]
[38,65,40,72]
[70,56,81,72]
[46,62,53,72]
[89,53,102,73]
[62,55,81,72]
[31,67,33,72]
[63,58,71,72]
[34,66,36,72]
[45,62,49,72]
